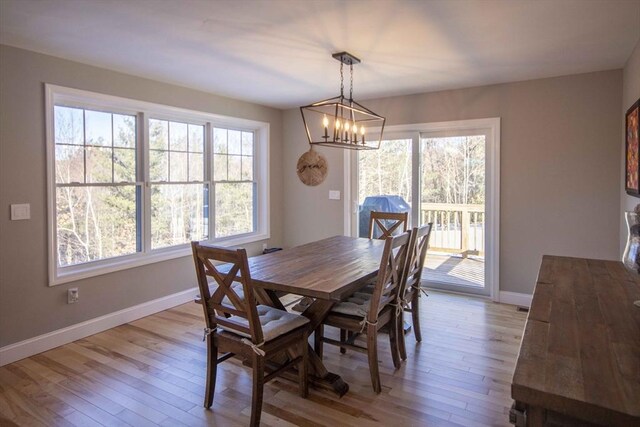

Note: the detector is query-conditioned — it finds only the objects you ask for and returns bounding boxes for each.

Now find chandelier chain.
[350,63,354,102]
[340,61,344,98]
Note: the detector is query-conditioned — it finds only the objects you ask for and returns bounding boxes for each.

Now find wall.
[0,45,284,348]
[283,70,622,295]
[621,38,640,253]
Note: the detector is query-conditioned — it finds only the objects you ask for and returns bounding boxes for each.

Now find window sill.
[50,231,269,286]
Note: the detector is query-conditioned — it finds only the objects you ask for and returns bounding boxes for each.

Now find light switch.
[11,204,30,220]
[329,190,341,200]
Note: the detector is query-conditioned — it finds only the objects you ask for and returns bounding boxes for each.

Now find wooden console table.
[511,255,640,426]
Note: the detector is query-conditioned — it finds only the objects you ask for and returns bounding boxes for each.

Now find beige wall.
[621,38,640,253]
[283,70,622,295]
[0,45,284,347]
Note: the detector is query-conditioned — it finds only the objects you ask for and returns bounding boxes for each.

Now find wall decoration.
[296,148,328,186]
[626,99,640,196]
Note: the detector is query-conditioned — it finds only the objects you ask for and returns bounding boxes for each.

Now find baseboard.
[0,287,198,367]
[499,291,532,308]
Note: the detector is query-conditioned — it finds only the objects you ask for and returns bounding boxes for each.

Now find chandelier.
[299,52,385,150]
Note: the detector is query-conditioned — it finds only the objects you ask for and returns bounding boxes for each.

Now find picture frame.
[625,98,640,196]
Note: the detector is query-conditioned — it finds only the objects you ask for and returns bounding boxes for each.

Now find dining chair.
[368,211,409,239]
[315,232,411,393]
[191,242,310,427]
[397,223,433,360]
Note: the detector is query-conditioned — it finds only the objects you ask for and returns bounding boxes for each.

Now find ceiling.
[1,0,639,109]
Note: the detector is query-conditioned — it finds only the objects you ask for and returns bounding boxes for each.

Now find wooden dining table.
[236,235,386,396]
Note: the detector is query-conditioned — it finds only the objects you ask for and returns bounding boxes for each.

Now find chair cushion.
[223,305,309,342]
[330,292,373,317]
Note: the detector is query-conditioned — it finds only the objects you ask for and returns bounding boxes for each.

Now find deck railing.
[420,203,484,257]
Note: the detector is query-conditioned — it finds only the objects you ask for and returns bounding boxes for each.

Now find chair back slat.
[367,231,411,323]
[400,224,433,301]
[368,211,409,240]
[191,242,264,344]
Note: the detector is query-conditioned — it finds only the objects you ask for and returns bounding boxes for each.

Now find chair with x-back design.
[191,242,310,427]
[314,232,411,393]
[397,223,433,360]
[368,211,409,240]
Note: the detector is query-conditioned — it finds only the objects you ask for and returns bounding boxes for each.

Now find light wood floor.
[0,291,527,427]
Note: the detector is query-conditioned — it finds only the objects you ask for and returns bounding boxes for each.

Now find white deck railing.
[420,203,484,257]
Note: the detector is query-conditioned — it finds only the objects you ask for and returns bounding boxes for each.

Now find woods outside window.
[46,85,269,285]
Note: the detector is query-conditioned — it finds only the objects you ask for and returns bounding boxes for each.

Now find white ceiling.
[1,0,639,109]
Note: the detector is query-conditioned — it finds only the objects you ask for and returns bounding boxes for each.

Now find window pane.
[149,119,168,150]
[215,182,254,237]
[228,130,242,155]
[241,131,253,156]
[86,147,113,183]
[214,128,227,154]
[228,155,242,181]
[151,184,207,248]
[213,154,227,181]
[114,148,136,182]
[113,114,136,148]
[170,122,188,151]
[55,145,84,183]
[85,110,112,146]
[56,185,138,266]
[150,149,168,182]
[189,153,203,182]
[189,124,204,153]
[54,106,83,145]
[241,156,253,181]
[170,151,188,182]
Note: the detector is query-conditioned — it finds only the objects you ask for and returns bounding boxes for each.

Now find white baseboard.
[499,291,532,308]
[0,287,198,367]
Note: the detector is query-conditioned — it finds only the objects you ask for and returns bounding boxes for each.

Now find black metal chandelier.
[300,52,385,150]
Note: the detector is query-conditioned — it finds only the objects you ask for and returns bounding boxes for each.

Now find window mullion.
[140,112,152,254]
[206,122,214,240]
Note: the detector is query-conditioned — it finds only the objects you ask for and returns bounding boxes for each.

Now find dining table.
[227,235,387,396]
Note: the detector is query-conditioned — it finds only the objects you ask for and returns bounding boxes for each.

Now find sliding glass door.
[418,131,488,295]
[349,120,499,299]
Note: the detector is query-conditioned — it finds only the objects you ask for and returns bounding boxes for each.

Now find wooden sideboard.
[511,255,640,426]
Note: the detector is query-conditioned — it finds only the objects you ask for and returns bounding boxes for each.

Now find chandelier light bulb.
[336,119,341,129]
[322,115,329,127]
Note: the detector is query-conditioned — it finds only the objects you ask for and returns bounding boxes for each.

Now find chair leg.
[204,334,218,408]
[366,325,382,393]
[412,292,422,343]
[299,331,309,398]
[314,325,324,359]
[398,309,407,361]
[250,354,265,427]
[340,329,347,354]
[389,312,402,369]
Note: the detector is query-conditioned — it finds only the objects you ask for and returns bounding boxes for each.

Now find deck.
[423,253,485,288]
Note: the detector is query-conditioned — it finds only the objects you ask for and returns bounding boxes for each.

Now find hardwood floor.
[0,291,526,426]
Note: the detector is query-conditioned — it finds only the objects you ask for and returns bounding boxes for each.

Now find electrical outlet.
[68,288,79,304]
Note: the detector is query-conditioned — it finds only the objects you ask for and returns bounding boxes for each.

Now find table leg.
[263,290,349,397]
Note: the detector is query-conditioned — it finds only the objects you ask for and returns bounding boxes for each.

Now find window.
[54,106,140,266]
[213,128,255,237]
[47,85,270,285]
[149,119,207,248]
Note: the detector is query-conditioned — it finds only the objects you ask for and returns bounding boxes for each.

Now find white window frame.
[46,84,270,286]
